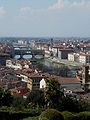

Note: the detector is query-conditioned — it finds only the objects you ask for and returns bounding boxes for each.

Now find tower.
[50,38,53,49]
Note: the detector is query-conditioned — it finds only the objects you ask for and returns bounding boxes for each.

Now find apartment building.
[79,53,90,64]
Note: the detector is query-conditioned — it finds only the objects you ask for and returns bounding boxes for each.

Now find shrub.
[39,109,64,120]
[0,110,40,120]
[62,111,77,120]
[62,111,90,120]
[76,112,90,120]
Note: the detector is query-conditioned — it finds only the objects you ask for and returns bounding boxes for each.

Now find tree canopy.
[44,78,64,109]
[0,88,13,107]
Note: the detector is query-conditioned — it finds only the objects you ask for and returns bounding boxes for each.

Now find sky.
[0,0,90,37]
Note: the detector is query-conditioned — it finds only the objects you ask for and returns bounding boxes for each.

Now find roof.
[10,87,30,96]
[79,53,90,56]
[16,69,49,78]
[59,49,74,51]
[65,88,85,93]
[49,76,81,85]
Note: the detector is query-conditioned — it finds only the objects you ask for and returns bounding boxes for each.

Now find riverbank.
[45,57,82,68]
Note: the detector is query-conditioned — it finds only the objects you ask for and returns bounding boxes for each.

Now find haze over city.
[0,0,90,37]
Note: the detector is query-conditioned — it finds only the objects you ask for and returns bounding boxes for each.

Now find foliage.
[0,78,89,118]
[0,111,37,120]
[42,78,88,112]
[26,90,45,108]
[62,111,77,120]
[39,109,64,120]
[0,88,13,107]
[62,111,90,120]
[76,112,90,120]
[0,108,40,120]
[22,111,90,120]
[12,95,25,110]
[61,95,88,112]
[44,78,64,109]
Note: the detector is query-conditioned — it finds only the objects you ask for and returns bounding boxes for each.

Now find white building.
[68,53,79,62]
[39,77,84,93]
[68,53,75,61]
[6,60,22,70]
[52,47,58,57]
[40,78,46,89]
[18,40,24,44]
[79,53,90,64]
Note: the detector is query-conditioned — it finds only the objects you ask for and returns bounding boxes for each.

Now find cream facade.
[79,54,90,64]
[6,60,22,70]
[68,53,75,61]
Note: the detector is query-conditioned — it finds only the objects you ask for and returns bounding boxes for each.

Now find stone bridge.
[14,49,45,59]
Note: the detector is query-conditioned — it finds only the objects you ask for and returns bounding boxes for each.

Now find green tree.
[12,95,25,110]
[26,90,45,108]
[0,88,13,107]
[61,95,88,112]
[44,78,64,109]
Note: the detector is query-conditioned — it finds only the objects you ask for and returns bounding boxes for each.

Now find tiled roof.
[10,87,30,96]
[16,68,49,78]
[49,76,81,85]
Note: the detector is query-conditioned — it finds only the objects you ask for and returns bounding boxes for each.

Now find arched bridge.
[14,49,45,59]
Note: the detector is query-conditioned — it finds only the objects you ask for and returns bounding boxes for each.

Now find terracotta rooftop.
[10,87,30,96]
[16,68,49,78]
[79,53,90,56]
[49,76,81,85]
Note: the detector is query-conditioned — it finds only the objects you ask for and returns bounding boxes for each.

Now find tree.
[12,95,25,110]
[0,88,13,107]
[44,78,64,109]
[26,90,45,108]
[61,94,88,112]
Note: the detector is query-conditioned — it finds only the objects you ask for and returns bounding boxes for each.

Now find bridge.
[14,50,45,58]
[14,49,45,59]
[12,43,45,59]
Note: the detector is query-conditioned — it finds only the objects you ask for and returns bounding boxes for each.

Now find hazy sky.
[0,0,90,37]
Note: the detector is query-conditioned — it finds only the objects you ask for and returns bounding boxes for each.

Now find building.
[40,78,46,89]
[0,67,27,89]
[40,76,84,94]
[16,68,49,91]
[10,87,30,98]
[68,53,79,62]
[68,53,75,61]
[6,60,22,70]
[0,53,10,66]
[76,65,90,91]
[79,53,90,64]
[81,45,90,52]
[58,49,74,59]
[6,59,31,70]
[52,47,58,57]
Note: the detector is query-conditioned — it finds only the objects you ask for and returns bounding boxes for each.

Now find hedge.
[62,111,77,120]
[0,111,39,120]
[62,111,90,120]
[76,112,90,120]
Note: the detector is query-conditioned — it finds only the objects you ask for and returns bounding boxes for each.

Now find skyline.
[0,0,90,37]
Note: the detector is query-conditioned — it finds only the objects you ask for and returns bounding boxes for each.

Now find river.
[15,55,79,77]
